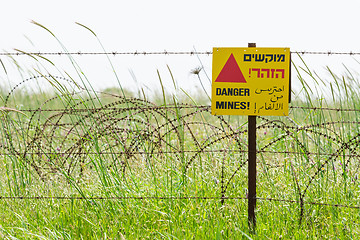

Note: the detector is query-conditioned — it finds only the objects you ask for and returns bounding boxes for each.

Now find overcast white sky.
[1,0,360,97]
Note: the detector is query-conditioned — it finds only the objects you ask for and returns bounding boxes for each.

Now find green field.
[1,68,360,239]
[1,23,360,239]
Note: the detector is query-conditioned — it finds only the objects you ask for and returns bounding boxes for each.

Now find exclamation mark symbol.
[247,102,250,110]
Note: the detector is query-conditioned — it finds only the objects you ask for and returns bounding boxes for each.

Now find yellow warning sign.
[211,47,290,116]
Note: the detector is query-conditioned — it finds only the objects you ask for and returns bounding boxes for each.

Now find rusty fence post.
[247,42,257,230]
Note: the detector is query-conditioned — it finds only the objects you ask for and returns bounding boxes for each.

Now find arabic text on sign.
[255,86,284,95]
[255,103,284,114]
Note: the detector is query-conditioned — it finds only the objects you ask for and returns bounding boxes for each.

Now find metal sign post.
[247,43,257,229]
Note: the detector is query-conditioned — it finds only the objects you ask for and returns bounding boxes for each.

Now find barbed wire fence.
[1,50,360,223]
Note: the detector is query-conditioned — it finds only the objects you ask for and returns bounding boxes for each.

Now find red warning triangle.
[215,53,247,83]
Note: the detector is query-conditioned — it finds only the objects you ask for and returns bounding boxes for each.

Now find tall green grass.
[0,23,360,239]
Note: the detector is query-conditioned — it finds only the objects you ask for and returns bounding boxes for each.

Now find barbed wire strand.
[13,105,360,113]
[0,195,358,209]
[0,150,359,157]
[1,51,360,56]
